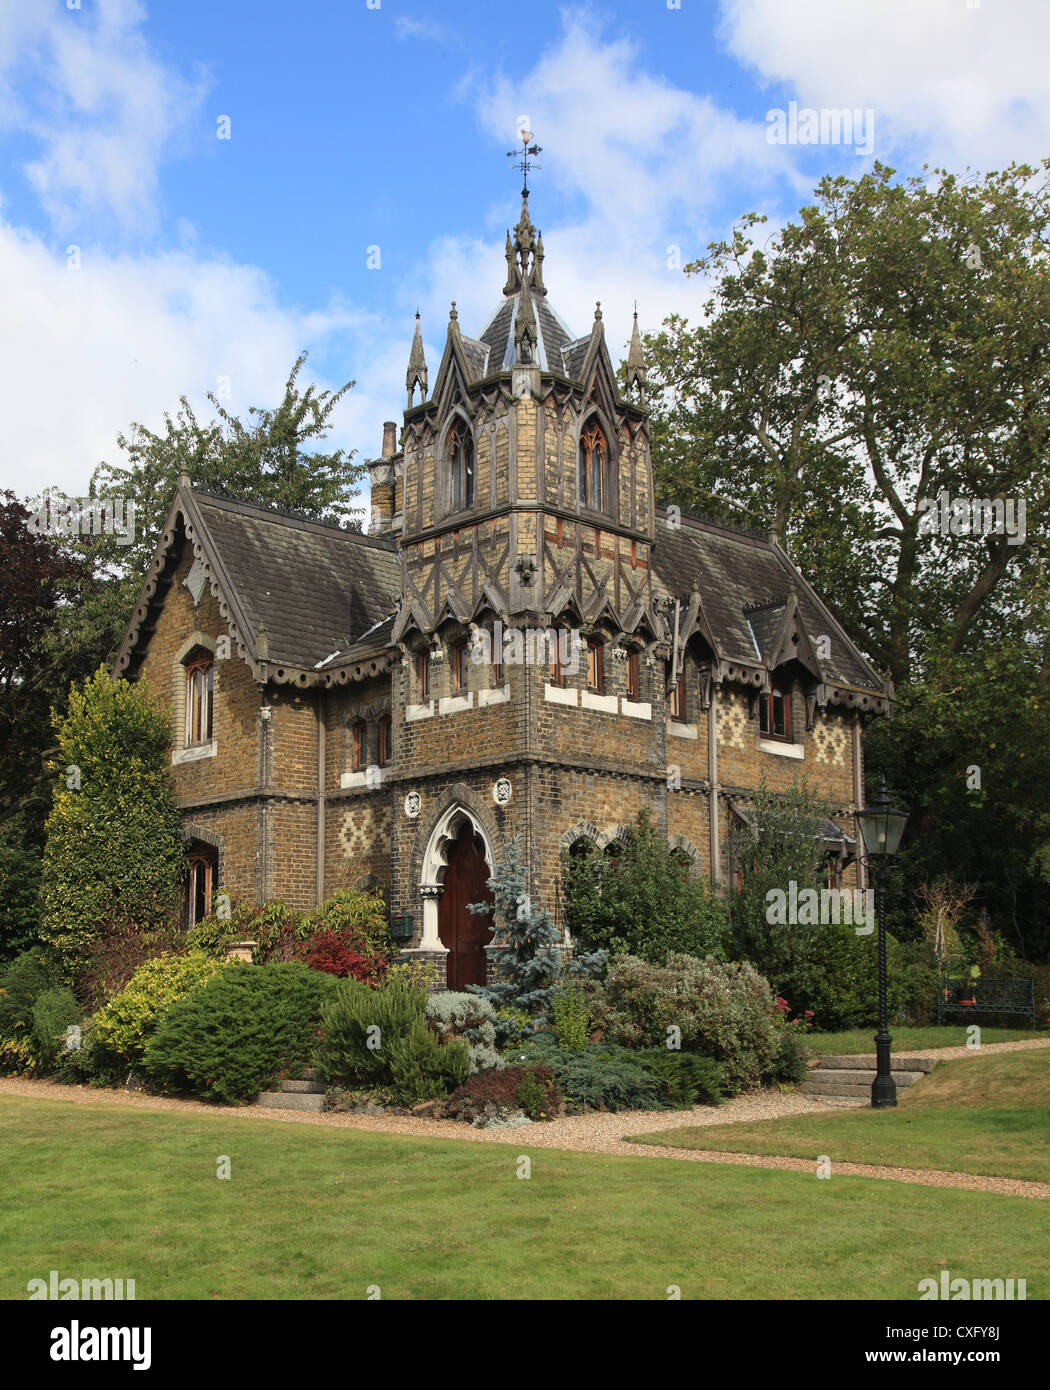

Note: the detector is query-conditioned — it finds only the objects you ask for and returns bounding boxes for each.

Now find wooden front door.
[438,823,494,990]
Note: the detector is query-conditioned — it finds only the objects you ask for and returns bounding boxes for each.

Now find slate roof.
[114,486,401,684]
[476,294,579,376]
[188,490,400,667]
[652,509,884,695]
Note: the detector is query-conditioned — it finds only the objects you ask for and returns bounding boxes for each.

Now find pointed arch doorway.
[437,820,495,989]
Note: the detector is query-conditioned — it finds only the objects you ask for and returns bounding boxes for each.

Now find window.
[451,639,469,697]
[670,670,686,722]
[491,649,505,689]
[448,420,474,512]
[587,638,604,694]
[378,715,392,768]
[184,653,213,746]
[825,856,842,890]
[185,846,217,927]
[760,677,792,740]
[626,649,640,701]
[549,632,567,687]
[352,719,366,772]
[578,420,606,511]
[416,651,430,702]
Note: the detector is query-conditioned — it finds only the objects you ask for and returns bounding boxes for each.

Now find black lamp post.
[855,778,909,1109]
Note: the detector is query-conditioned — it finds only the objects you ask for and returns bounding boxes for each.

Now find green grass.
[805,1025,1041,1055]
[631,1050,1050,1184]
[0,1095,1046,1299]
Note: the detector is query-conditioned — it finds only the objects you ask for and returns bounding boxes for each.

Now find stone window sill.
[759,738,805,759]
[173,740,216,765]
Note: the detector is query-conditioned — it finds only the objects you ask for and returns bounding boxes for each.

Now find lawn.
[0,1094,1046,1300]
[631,1050,1050,1184]
[805,1025,1041,1055]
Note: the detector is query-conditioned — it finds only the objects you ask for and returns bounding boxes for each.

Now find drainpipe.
[708,682,720,885]
[853,711,866,891]
[316,690,326,905]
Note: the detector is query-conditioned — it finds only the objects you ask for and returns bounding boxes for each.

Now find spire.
[406,311,428,408]
[503,230,520,295]
[625,304,647,402]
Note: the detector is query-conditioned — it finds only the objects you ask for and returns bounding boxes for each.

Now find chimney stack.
[367,422,399,535]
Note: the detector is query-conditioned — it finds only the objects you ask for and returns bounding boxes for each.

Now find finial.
[450,300,458,320]
[626,303,647,402]
[595,301,602,321]
[407,311,428,406]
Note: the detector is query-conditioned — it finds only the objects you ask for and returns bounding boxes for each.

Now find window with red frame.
[626,648,640,700]
[185,847,217,927]
[451,639,469,697]
[670,669,686,721]
[587,638,605,693]
[416,651,430,702]
[760,676,792,740]
[378,715,392,768]
[352,719,366,772]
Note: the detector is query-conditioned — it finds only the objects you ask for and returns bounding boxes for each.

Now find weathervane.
[506,119,542,196]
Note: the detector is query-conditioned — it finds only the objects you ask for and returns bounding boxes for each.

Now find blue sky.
[1,0,1047,503]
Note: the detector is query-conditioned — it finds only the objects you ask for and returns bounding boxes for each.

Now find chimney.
[367,421,398,534]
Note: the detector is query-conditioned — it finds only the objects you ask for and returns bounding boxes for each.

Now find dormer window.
[184,651,213,746]
[578,421,606,511]
[760,676,793,741]
[448,420,474,512]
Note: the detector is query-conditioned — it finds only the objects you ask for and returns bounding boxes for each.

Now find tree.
[562,808,729,962]
[38,668,186,982]
[88,351,365,584]
[646,161,1050,687]
[467,836,605,1032]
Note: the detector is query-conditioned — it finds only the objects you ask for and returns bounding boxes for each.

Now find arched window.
[185,841,218,927]
[448,420,474,512]
[760,675,793,741]
[578,420,606,511]
[183,649,213,746]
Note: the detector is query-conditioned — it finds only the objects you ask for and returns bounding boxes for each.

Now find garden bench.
[937,977,1035,1030]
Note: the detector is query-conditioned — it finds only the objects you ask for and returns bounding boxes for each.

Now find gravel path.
[3,1035,1048,1199]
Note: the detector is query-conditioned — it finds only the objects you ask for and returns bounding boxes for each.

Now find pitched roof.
[476,294,578,375]
[652,509,887,702]
[114,485,400,686]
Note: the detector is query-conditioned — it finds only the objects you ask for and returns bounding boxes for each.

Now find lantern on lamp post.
[855,778,909,1108]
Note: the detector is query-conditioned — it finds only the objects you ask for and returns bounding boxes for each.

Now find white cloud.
[719,0,1050,170]
[0,222,389,501]
[0,0,207,236]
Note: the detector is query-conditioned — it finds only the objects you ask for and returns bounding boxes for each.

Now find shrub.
[39,668,185,978]
[633,1049,725,1107]
[0,950,59,1039]
[766,1031,809,1086]
[30,988,80,1068]
[0,1035,36,1076]
[74,918,185,1010]
[550,981,591,1052]
[519,1036,667,1113]
[563,808,730,962]
[314,977,469,1101]
[600,953,779,1096]
[144,963,338,1104]
[92,951,228,1070]
[425,991,503,1073]
[386,1016,470,1103]
[292,929,388,984]
[445,1064,561,1121]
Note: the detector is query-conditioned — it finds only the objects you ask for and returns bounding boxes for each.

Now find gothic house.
[114,190,891,989]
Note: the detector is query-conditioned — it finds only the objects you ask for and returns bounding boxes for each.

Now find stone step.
[812,1054,936,1073]
[807,1068,928,1088]
[256,1091,324,1111]
[800,1080,877,1099]
[279,1079,325,1093]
